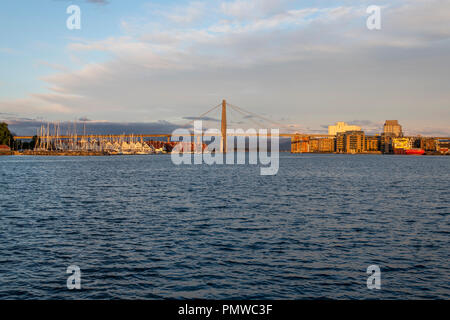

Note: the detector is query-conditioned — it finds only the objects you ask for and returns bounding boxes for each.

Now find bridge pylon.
[221,99,227,153]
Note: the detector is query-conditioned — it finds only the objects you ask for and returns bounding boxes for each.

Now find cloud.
[4,118,181,136]
[220,0,290,20]
[83,0,109,4]
[1,0,450,135]
[348,120,383,135]
[406,127,450,137]
[182,116,220,122]
[0,96,72,116]
[53,0,109,5]
[142,1,207,27]
[0,112,17,120]
[166,2,206,24]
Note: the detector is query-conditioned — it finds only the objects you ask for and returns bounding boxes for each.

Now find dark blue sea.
[0,154,448,299]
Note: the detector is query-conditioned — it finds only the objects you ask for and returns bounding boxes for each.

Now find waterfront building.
[328,122,361,136]
[291,136,309,153]
[0,144,11,152]
[381,135,392,153]
[365,135,380,152]
[336,133,345,153]
[295,137,335,153]
[346,131,365,153]
[309,139,319,152]
[409,137,422,149]
[436,139,450,154]
[383,120,403,137]
[317,138,335,152]
[336,131,365,153]
[381,120,403,153]
[420,138,437,152]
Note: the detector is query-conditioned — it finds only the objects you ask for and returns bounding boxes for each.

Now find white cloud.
[220,0,290,20]
[166,1,206,24]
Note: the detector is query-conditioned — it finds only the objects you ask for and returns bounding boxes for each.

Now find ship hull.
[393,148,425,155]
[406,149,425,155]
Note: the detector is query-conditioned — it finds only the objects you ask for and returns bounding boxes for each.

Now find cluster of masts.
[35,122,165,154]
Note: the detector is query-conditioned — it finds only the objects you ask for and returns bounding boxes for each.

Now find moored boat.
[405,148,425,155]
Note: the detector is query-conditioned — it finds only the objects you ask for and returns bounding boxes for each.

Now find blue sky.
[1,0,450,136]
[0,0,126,97]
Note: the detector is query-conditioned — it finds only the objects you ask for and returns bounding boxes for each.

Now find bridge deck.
[14,133,335,140]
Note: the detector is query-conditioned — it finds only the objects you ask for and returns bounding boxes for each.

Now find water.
[0,154,448,299]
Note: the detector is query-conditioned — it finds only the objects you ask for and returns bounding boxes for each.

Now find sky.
[1,0,449,136]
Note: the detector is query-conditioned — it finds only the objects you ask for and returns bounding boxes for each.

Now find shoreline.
[1,151,448,156]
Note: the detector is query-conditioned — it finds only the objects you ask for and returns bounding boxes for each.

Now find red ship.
[392,138,425,155]
[405,148,425,155]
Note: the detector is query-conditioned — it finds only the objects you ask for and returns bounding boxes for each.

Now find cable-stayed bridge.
[13,100,333,152]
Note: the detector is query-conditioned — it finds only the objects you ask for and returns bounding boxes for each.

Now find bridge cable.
[227,104,269,128]
[229,102,291,130]
[181,103,222,128]
[227,103,292,131]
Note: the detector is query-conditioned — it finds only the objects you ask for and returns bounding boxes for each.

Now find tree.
[0,122,14,147]
[30,135,39,149]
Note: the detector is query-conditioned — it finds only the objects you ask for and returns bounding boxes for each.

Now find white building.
[328,122,361,136]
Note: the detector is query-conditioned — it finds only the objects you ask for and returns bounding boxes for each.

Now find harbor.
[3,102,450,156]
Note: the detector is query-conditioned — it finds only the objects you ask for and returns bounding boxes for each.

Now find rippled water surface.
[0,154,449,299]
